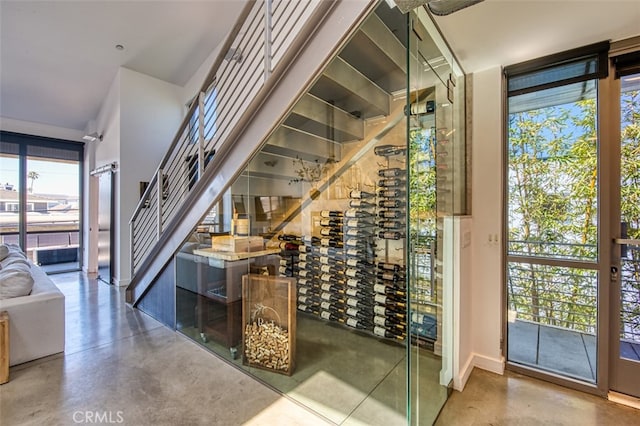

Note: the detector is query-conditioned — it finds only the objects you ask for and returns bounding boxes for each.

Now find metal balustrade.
[129,0,323,277]
[508,240,640,342]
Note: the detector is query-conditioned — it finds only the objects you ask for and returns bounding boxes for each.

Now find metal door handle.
[613,238,640,245]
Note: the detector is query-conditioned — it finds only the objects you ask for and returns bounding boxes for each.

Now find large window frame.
[502,41,611,396]
[0,131,84,273]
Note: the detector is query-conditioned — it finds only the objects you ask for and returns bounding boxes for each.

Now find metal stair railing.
[129,0,326,277]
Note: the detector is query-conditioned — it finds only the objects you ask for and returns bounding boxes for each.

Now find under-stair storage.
[133,1,468,424]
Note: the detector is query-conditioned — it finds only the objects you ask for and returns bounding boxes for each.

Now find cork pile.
[244,320,290,372]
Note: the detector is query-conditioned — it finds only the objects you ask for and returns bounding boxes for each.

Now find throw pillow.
[0,262,34,299]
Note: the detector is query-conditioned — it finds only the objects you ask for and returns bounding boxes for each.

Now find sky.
[0,157,79,196]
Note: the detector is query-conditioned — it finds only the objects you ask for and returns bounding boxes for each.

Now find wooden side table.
[0,311,9,384]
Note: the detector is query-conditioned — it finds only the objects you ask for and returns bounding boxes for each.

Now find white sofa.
[0,247,65,366]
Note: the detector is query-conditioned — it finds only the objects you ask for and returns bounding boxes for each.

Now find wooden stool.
[0,311,9,384]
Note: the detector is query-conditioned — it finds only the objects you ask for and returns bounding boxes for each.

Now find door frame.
[606,40,640,399]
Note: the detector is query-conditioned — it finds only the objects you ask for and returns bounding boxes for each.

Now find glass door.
[26,155,81,272]
[610,66,640,398]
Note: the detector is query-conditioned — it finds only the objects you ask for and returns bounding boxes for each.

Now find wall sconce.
[82,132,103,142]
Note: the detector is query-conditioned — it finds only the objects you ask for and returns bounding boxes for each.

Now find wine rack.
[372,145,408,340]
[317,211,346,323]
[277,235,301,278]
[342,192,377,332]
[297,238,321,317]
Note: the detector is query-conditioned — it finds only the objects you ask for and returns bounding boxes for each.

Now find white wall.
[469,66,504,374]
[182,42,224,106]
[117,67,184,284]
[87,67,183,286]
[0,117,84,142]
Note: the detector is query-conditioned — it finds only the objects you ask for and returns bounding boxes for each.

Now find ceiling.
[0,1,246,131]
[1,0,639,134]
[432,0,640,73]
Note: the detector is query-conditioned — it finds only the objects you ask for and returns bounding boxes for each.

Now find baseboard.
[473,353,505,375]
[114,278,130,287]
[608,391,640,410]
[454,353,475,391]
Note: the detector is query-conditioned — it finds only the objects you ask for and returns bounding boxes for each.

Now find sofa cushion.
[1,252,31,270]
[0,261,34,299]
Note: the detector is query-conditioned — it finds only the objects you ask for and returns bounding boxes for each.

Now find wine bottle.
[346,297,373,309]
[346,278,363,288]
[378,262,403,272]
[320,228,344,237]
[378,210,402,219]
[349,199,376,208]
[378,220,402,229]
[299,244,308,253]
[378,168,406,177]
[349,190,375,199]
[320,210,343,218]
[345,248,371,258]
[378,199,405,209]
[320,218,342,227]
[377,271,400,283]
[345,208,374,218]
[319,248,341,258]
[345,238,369,248]
[374,293,407,308]
[344,268,359,279]
[374,305,406,319]
[320,264,343,274]
[320,311,342,321]
[373,315,406,329]
[378,231,404,240]
[299,284,313,294]
[378,178,405,188]
[298,304,319,315]
[345,287,372,298]
[346,258,374,268]
[374,283,406,297]
[279,266,291,275]
[303,235,322,245]
[345,228,374,237]
[345,317,373,330]
[279,234,301,242]
[299,270,311,278]
[373,326,405,340]
[345,218,374,228]
[374,145,406,156]
[321,238,344,248]
[378,189,405,198]
[346,307,374,321]
[279,242,300,251]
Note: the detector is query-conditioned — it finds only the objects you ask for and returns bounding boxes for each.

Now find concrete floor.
[1,272,638,425]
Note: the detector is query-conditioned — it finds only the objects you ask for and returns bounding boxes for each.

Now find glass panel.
[26,156,80,272]
[0,153,20,246]
[507,72,599,383]
[508,81,598,261]
[619,72,640,362]
[407,6,465,424]
[174,3,467,423]
[507,263,597,382]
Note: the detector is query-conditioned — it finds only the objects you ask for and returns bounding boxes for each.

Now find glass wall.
[175,3,466,424]
[504,45,607,383]
[0,132,83,273]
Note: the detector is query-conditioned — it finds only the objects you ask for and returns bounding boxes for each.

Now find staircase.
[126,0,411,305]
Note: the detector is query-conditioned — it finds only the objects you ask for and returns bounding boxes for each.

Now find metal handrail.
[129,0,329,277]
[130,1,257,224]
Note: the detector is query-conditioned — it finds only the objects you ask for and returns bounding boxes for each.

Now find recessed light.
[115,44,124,51]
